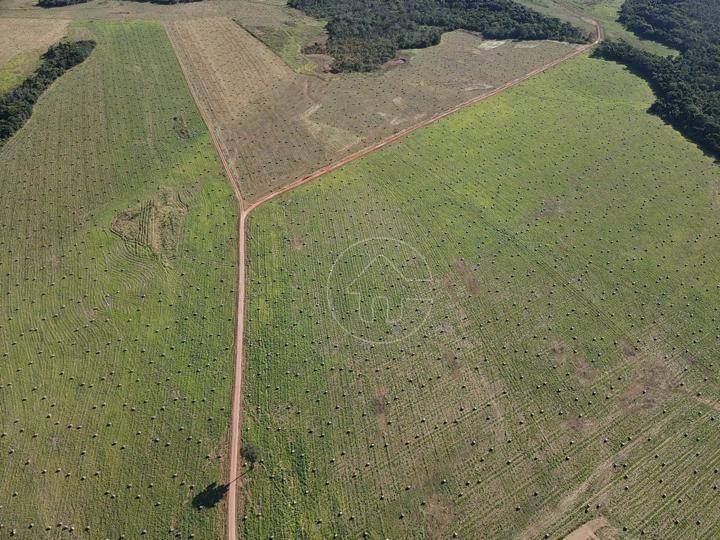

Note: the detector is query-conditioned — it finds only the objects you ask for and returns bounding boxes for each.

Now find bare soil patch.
[453,259,481,295]
[423,493,455,539]
[291,234,304,250]
[563,517,617,540]
[572,356,595,382]
[618,355,674,412]
[167,18,577,203]
[166,17,331,201]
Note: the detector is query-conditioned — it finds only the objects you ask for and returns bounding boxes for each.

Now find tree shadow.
[192,482,229,509]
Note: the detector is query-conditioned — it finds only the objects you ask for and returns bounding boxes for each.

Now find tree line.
[0,41,96,144]
[619,0,720,51]
[594,0,720,158]
[38,0,86,6]
[290,0,590,72]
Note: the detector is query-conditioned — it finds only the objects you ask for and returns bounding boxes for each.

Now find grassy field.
[0,18,69,93]
[555,0,677,55]
[0,20,236,537]
[240,12,326,74]
[242,54,719,538]
[516,0,596,34]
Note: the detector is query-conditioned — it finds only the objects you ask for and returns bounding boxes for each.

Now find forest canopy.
[290,0,589,71]
[0,41,95,143]
[594,0,720,158]
[619,0,720,51]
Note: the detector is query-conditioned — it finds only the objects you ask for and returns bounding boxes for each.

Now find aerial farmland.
[0,0,718,538]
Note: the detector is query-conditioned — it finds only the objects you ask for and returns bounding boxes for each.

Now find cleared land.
[0,17,69,92]
[167,16,580,202]
[241,54,719,538]
[0,20,236,537]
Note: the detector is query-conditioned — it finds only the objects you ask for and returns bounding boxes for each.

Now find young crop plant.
[0,20,236,537]
[241,54,719,538]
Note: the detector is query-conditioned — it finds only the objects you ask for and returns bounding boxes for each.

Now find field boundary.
[167,18,603,540]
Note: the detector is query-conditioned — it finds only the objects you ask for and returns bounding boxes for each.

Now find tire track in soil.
[168,18,603,540]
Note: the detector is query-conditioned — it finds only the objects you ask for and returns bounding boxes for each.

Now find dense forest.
[290,0,589,71]
[619,0,720,51]
[594,0,720,158]
[0,41,95,144]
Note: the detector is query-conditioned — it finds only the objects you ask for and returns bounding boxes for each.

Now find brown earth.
[0,17,69,66]
[167,16,585,203]
[563,517,617,540]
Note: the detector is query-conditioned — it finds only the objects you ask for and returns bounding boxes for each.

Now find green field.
[0,51,40,94]
[0,20,236,537]
[242,54,719,538]
[517,0,677,56]
[567,0,677,55]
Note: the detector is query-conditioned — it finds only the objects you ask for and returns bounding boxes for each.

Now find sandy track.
[169,18,602,540]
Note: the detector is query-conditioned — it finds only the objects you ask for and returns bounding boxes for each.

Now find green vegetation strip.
[0,40,95,144]
[0,20,236,537]
[242,55,718,538]
[38,0,88,7]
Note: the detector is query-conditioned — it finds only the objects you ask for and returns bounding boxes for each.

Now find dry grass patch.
[563,517,617,540]
[0,18,69,66]
[166,17,331,201]
[0,18,69,92]
[167,18,578,202]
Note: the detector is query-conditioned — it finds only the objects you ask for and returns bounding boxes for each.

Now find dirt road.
[170,17,602,540]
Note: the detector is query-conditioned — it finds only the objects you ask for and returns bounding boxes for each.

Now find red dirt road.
[170,18,602,540]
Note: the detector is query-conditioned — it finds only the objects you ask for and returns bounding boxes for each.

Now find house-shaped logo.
[345,254,430,325]
[326,237,433,344]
